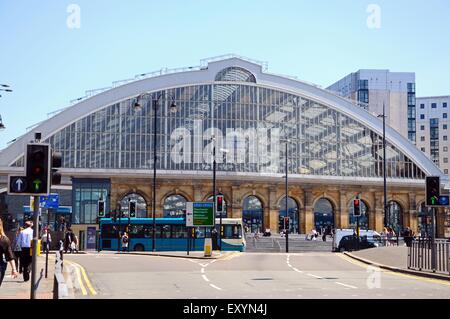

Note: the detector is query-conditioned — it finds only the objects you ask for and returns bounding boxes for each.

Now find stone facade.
[107,177,444,235]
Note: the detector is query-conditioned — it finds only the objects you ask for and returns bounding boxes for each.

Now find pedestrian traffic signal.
[26,143,50,195]
[216,194,224,214]
[129,200,136,218]
[426,176,440,206]
[353,199,361,216]
[98,200,105,218]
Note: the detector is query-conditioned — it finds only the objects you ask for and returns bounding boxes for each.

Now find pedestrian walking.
[11,227,22,274]
[121,232,129,252]
[64,228,75,253]
[41,227,52,253]
[0,219,19,287]
[71,234,79,253]
[18,221,33,282]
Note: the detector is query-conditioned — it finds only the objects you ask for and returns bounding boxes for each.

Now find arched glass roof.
[215,67,256,83]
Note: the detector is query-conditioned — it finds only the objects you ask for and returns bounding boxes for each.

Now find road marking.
[292,268,303,273]
[337,253,450,287]
[65,260,97,296]
[68,263,87,296]
[202,275,210,282]
[307,274,323,279]
[209,284,222,290]
[201,268,205,273]
[335,282,357,289]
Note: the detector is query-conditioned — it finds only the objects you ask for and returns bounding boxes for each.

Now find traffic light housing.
[426,176,440,206]
[26,143,50,195]
[353,199,361,216]
[129,200,136,218]
[284,216,290,230]
[216,194,224,214]
[51,151,62,185]
[98,200,105,218]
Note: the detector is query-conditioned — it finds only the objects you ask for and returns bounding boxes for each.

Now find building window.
[445,169,449,174]
[432,103,437,108]
[444,124,448,130]
[444,102,448,108]
[420,114,425,119]
[444,113,448,119]
[421,147,426,152]
[444,158,449,163]
[120,193,147,218]
[73,178,110,224]
[444,146,448,152]
[420,125,425,130]
[420,136,425,142]
[163,195,187,218]
[420,104,425,109]
[444,136,448,141]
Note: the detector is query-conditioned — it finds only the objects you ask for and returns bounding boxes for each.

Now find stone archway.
[313,198,334,233]
[163,194,187,218]
[242,195,264,233]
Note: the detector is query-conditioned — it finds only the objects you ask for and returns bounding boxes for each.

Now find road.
[62,251,450,299]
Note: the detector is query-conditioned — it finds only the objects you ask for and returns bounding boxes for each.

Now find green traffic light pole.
[30,194,40,299]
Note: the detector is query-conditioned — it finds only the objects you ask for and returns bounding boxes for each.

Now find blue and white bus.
[99,217,245,252]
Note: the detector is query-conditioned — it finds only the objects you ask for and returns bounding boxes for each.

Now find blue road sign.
[438,195,449,206]
[40,193,59,209]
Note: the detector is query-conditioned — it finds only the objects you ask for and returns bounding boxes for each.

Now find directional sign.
[438,195,449,206]
[8,176,28,194]
[186,202,214,227]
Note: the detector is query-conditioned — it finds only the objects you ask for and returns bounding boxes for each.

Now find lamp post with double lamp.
[377,103,388,228]
[280,138,293,253]
[134,92,178,251]
[210,135,229,250]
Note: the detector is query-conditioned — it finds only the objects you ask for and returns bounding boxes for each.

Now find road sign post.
[186,202,214,257]
[30,195,39,299]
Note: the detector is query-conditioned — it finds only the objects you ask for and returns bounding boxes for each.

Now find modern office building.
[416,96,450,173]
[0,55,448,240]
[327,70,417,144]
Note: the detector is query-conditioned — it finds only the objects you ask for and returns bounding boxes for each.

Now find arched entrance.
[314,198,334,233]
[163,195,187,218]
[278,197,299,234]
[348,200,369,230]
[120,193,147,218]
[387,201,403,232]
[242,196,263,233]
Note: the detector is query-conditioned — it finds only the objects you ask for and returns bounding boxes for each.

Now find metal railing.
[408,238,450,275]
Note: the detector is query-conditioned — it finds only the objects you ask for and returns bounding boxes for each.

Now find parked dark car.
[337,235,380,252]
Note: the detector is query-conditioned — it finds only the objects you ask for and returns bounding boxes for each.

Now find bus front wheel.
[134,244,145,251]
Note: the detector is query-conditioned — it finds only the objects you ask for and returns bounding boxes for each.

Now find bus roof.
[99,217,242,225]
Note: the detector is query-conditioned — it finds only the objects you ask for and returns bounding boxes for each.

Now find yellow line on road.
[65,259,97,295]
[337,253,450,287]
[65,260,87,296]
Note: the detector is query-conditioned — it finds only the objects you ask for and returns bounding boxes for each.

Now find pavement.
[344,246,450,281]
[0,253,56,299]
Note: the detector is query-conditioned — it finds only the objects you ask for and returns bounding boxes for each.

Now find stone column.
[338,190,348,229]
[269,186,279,233]
[304,189,314,233]
[368,191,377,231]
[374,192,384,232]
[436,207,446,238]
[408,193,417,231]
[231,185,242,219]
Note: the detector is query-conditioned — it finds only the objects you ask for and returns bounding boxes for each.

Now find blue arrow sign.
[10,176,27,193]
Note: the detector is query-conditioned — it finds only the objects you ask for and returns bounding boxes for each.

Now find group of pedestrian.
[0,219,34,287]
[64,228,79,253]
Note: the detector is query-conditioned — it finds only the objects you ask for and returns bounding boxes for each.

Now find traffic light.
[129,200,136,218]
[51,150,62,185]
[26,143,50,195]
[216,194,224,214]
[284,216,290,230]
[353,199,361,216]
[98,200,105,218]
[426,176,440,206]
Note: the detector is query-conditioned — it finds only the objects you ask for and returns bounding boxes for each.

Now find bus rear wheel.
[134,244,144,251]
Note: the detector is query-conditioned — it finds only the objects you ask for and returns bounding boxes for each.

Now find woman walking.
[0,219,18,287]
[11,227,22,274]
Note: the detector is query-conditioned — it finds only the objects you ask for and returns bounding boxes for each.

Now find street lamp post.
[212,135,216,247]
[280,138,291,253]
[378,103,388,228]
[0,84,12,131]
[134,92,178,252]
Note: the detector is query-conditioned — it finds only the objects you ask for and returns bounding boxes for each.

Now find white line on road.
[307,274,323,279]
[335,282,357,289]
[292,268,303,273]
[201,268,205,273]
[209,284,222,290]
[202,275,210,282]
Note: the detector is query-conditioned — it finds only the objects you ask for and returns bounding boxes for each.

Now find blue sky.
[1,0,449,150]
